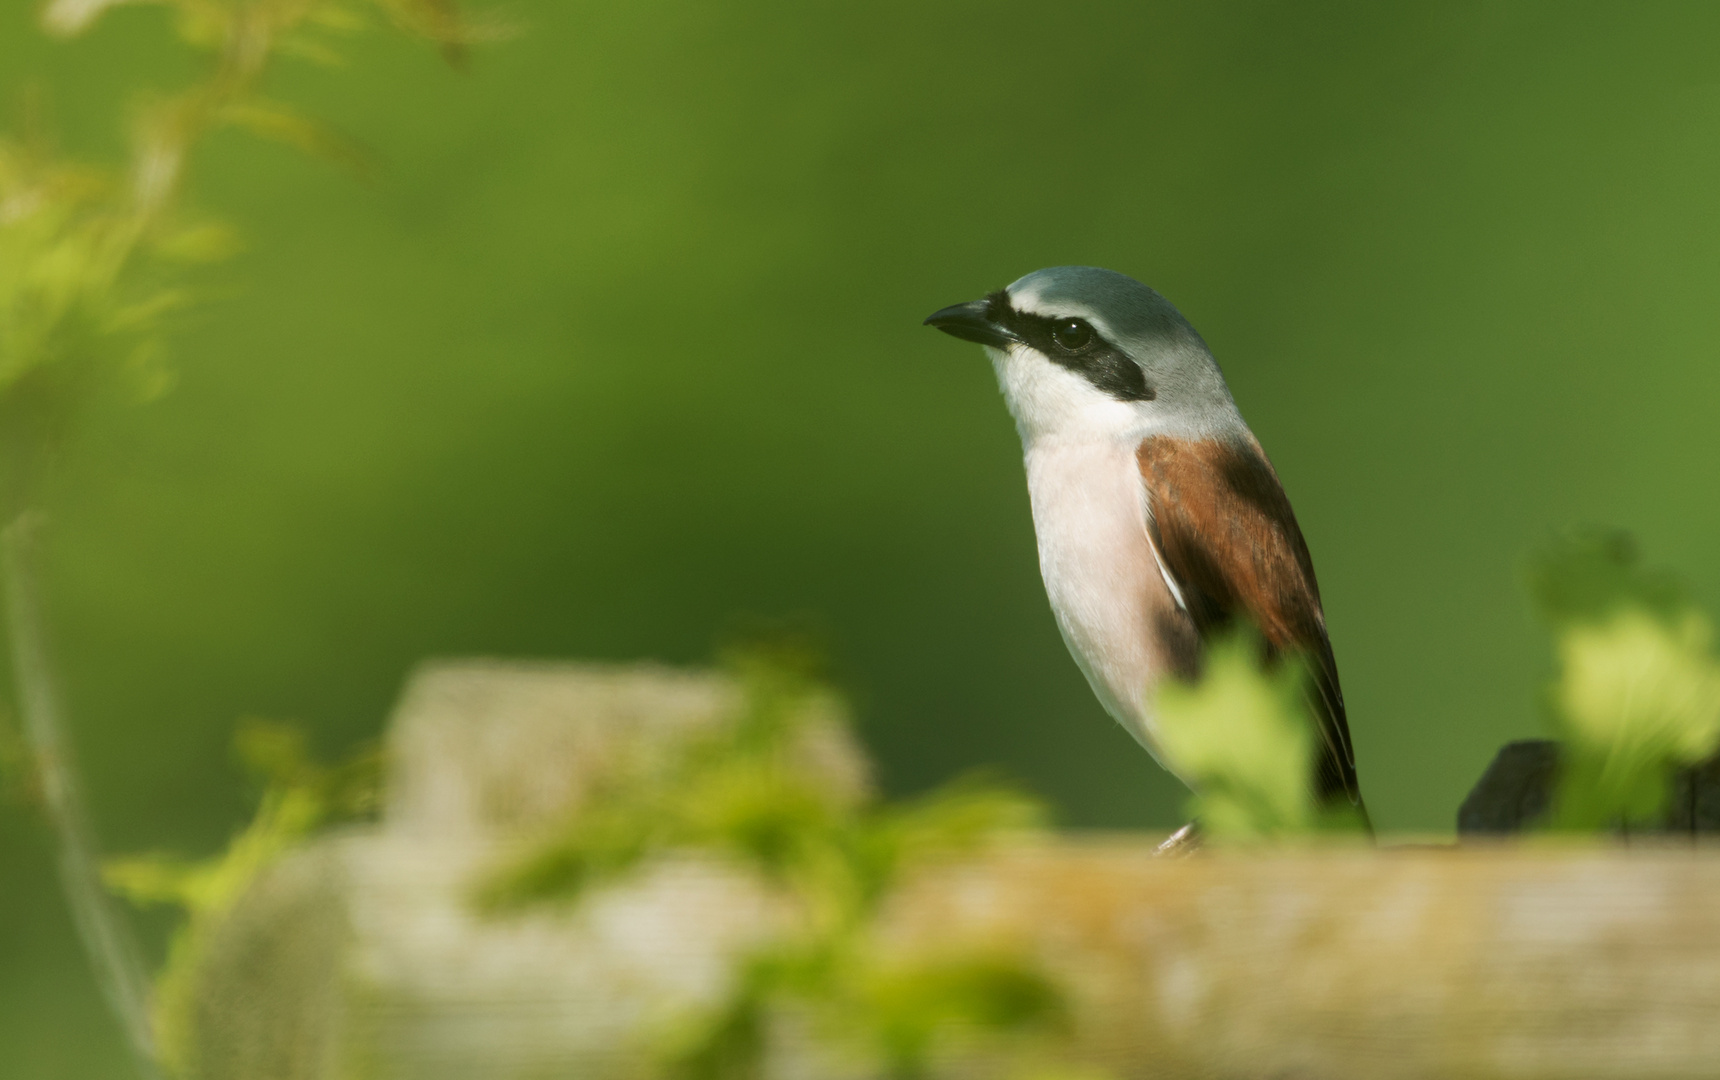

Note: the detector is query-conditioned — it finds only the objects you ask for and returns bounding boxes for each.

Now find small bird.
[925,266,1366,826]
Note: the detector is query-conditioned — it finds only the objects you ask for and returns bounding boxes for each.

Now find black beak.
[923,299,1018,349]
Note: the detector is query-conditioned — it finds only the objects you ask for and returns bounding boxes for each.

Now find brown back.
[1137,434,1362,808]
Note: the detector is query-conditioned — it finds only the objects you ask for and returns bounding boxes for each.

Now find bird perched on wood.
[925,266,1367,834]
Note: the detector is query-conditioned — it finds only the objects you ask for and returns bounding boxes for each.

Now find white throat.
[986,343,1152,448]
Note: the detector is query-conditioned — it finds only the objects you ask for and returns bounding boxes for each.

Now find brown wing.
[1136,434,1364,811]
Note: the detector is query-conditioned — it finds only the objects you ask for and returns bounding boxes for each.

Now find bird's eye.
[1052,319,1094,351]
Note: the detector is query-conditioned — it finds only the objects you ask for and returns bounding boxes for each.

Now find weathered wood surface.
[892,843,1720,1080]
[181,662,1720,1080]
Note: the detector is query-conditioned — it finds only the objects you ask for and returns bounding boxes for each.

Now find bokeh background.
[6,1,1720,1073]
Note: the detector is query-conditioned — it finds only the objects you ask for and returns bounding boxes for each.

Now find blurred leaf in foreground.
[861,952,1067,1079]
[104,721,380,1075]
[3,5,493,1076]
[0,0,492,516]
[481,648,1061,1080]
[1527,529,1720,830]
[1151,631,1322,841]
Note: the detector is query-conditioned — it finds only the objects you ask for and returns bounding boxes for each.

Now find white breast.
[1022,437,1178,768]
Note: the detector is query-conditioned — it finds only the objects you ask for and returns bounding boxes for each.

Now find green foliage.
[0,0,488,514]
[0,126,155,397]
[0,114,187,516]
[1143,532,1720,840]
[480,648,1045,916]
[482,650,1069,1080]
[1527,530,1720,830]
[41,0,493,58]
[663,944,1065,1080]
[104,720,380,1075]
[0,7,492,1074]
[475,648,852,909]
[1151,631,1324,841]
[861,953,1067,1079]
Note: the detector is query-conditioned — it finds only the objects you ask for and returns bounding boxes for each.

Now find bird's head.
[925,266,1241,444]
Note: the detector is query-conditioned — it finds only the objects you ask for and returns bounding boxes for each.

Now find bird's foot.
[1153,821,1202,857]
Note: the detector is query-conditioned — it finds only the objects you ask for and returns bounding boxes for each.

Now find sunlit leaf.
[1152,631,1316,841]
[5,0,490,461]
[38,0,146,37]
[1526,531,1720,830]
[862,953,1066,1073]
[1558,611,1720,759]
[219,100,378,177]
[105,722,381,1074]
[102,853,201,907]
[1548,608,1720,828]
[472,650,1063,1079]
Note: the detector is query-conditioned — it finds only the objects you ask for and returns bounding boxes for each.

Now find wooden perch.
[176,662,1720,1080]
[892,842,1720,1079]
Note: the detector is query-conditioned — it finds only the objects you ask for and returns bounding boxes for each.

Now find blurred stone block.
[890,843,1720,1080]
[384,660,869,841]
[183,663,1720,1080]
[181,845,349,1080]
[182,660,861,1080]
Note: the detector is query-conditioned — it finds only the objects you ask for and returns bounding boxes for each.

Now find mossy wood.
[176,663,1720,1080]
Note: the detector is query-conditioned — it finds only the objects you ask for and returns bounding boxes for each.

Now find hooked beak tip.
[923,299,1017,349]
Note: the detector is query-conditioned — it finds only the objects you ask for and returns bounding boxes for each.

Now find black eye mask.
[984,290,1154,402]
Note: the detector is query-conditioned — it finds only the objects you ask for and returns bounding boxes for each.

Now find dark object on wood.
[1457,740,1560,834]
[1666,753,1720,832]
[1458,739,1720,835]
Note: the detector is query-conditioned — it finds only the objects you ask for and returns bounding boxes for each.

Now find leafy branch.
[1150,629,1369,843]
[1527,529,1720,830]
[479,649,1070,1080]
[0,6,489,1077]
[104,720,380,1077]
[1,0,497,510]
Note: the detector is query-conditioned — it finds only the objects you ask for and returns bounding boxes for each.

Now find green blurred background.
[7,0,1720,1072]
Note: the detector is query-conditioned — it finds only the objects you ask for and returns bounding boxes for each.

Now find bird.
[924,266,1367,832]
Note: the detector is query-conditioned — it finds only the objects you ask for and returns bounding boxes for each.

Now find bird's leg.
[1154,820,1202,857]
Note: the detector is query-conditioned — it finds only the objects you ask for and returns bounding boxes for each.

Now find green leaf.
[38,0,147,38]
[1152,631,1316,840]
[473,802,661,910]
[1548,608,1720,828]
[1526,531,1720,830]
[102,853,202,908]
[105,721,381,1073]
[863,954,1067,1078]
[218,100,378,178]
